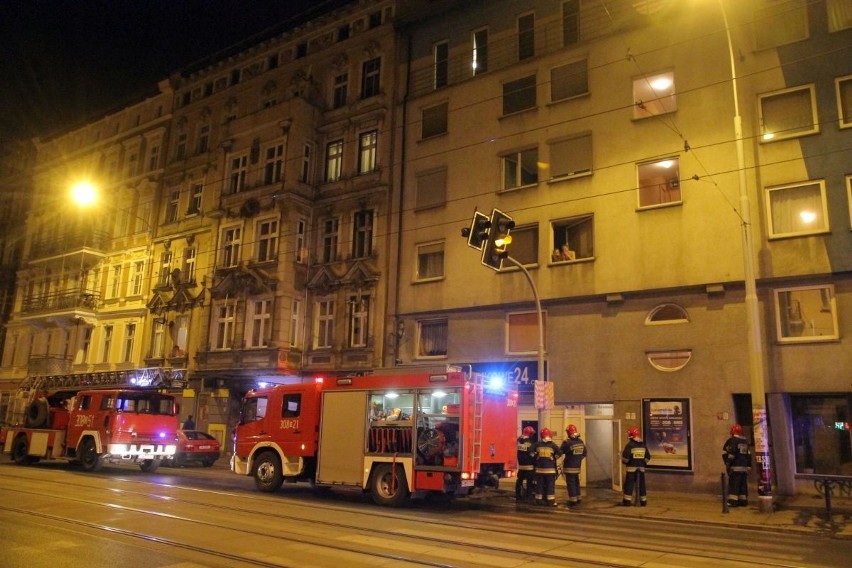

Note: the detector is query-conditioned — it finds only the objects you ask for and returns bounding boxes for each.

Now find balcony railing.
[22,290,99,315]
[28,229,110,260]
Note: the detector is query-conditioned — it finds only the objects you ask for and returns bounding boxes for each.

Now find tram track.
[0,465,833,568]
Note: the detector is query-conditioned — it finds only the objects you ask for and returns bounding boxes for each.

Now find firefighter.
[560,424,586,507]
[531,427,562,507]
[516,426,536,500]
[621,426,651,506]
[723,423,751,507]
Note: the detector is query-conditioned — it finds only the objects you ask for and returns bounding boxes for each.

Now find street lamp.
[717,0,773,512]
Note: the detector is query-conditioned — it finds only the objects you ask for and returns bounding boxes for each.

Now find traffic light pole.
[503,256,549,430]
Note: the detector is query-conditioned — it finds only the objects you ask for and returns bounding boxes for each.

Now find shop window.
[791,394,851,474]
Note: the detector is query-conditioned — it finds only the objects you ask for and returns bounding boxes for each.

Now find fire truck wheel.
[25,399,49,428]
[370,463,410,507]
[140,458,161,472]
[11,435,36,465]
[253,452,284,492]
[79,438,104,472]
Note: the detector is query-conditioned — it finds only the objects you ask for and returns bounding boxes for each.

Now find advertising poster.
[643,398,692,470]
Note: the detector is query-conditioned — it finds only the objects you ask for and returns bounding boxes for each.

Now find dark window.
[282,394,302,418]
[434,42,449,89]
[518,14,535,60]
[562,0,580,45]
[296,42,307,59]
[503,75,537,115]
[361,58,381,99]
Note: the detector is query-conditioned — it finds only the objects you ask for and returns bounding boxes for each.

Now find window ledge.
[499,107,538,121]
[413,277,445,284]
[498,182,539,195]
[548,170,592,183]
[636,201,682,212]
[767,229,831,240]
[419,132,448,143]
[550,256,594,266]
[547,92,590,106]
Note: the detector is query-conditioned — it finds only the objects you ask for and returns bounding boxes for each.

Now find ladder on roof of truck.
[17,367,187,392]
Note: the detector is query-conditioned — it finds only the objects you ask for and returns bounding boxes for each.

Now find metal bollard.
[722,472,729,514]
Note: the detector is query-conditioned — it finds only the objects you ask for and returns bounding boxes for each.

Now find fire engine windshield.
[113,393,176,415]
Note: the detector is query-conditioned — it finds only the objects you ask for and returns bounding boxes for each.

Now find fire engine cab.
[232,367,518,506]
[1,368,181,472]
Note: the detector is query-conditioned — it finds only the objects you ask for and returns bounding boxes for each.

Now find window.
[507,225,538,266]
[321,218,339,263]
[257,218,279,262]
[183,247,196,283]
[282,394,302,418]
[157,251,172,286]
[222,226,241,268]
[325,140,343,182]
[129,261,144,296]
[174,315,189,356]
[109,265,122,299]
[229,154,248,193]
[174,133,187,161]
[472,28,488,75]
[102,325,113,363]
[361,57,381,99]
[562,0,580,45]
[295,218,307,263]
[637,157,681,208]
[197,124,210,154]
[348,294,370,348]
[847,175,852,229]
[754,1,808,49]
[166,189,180,223]
[189,183,203,214]
[417,319,447,358]
[353,210,374,258]
[551,59,588,102]
[151,321,164,359]
[333,73,348,109]
[358,130,378,174]
[248,299,272,348]
[315,298,335,349]
[300,142,314,183]
[549,133,592,179]
[214,304,236,350]
[518,13,535,60]
[416,168,447,210]
[552,215,593,262]
[502,148,538,190]
[422,103,448,139]
[775,285,838,343]
[646,304,689,325]
[369,10,382,28]
[147,144,161,171]
[836,75,852,128]
[633,71,676,119]
[416,241,444,281]
[765,180,828,238]
[338,23,351,41]
[434,41,449,89]
[759,85,819,141]
[296,42,307,59]
[503,75,537,115]
[290,299,302,348]
[506,311,546,355]
[124,323,136,362]
[646,350,692,372]
[790,394,852,475]
[263,143,284,185]
[78,327,92,364]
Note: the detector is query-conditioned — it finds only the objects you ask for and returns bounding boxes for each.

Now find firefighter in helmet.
[560,424,586,507]
[621,426,651,506]
[516,426,536,500]
[530,427,562,506]
[723,423,751,507]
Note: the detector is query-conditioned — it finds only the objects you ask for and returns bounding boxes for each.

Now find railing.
[28,229,110,259]
[21,291,99,315]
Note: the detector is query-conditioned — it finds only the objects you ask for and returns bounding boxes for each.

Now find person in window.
[183,415,195,430]
[386,408,404,421]
[561,244,576,261]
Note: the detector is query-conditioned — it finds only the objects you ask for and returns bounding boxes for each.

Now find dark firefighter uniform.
[723,432,751,507]
[516,432,535,500]
[530,431,562,506]
[621,434,651,505]
[560,433,587,506]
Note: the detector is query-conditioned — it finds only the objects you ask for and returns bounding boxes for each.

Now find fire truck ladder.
[469,373,484,476]
[17,367,187,392]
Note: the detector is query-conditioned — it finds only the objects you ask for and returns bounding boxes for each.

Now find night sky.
[0,0,344,143]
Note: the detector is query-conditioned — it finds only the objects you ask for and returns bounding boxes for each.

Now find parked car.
[167,430,220,467]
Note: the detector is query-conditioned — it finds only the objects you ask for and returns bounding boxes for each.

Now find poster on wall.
[642,398,692,471]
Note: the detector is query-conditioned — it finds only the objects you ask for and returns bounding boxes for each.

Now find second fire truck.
[232,367,518,506]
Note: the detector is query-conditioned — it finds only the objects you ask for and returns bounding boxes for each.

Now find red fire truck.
[232,366,518,506]
[0,368,182,473]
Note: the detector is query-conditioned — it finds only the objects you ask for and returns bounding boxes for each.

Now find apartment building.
[394,0,851,494]
[0,81,173,384]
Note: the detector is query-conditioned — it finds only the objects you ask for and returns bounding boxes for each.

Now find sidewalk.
[497,479,852,539]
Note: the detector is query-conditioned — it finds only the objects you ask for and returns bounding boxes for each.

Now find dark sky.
[0,0,345,143]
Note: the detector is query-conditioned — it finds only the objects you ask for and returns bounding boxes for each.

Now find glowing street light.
[70,180,99,207]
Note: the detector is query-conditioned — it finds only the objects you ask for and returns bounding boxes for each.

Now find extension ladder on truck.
[468,372,484,476]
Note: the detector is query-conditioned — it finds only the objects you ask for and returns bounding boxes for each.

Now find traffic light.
[461,210,491,250]
[481,208,515,270]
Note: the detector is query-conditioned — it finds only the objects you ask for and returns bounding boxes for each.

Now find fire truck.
[0,368,183,473]
[232,366,518,506]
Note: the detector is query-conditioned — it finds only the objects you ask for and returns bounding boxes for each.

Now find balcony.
[20,290,99,327]
[27,228,109,266]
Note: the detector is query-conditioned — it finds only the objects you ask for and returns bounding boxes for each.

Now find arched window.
[645,303,689,325]
[646,350,692,372]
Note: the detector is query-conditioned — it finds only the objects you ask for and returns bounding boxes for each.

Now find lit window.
[646,350,692,372]
[765,180,828,238]
[645,304,689,325]
[633,71,676,119]
[472,28,488,75]
[325,140,343,182]
[759,85,818,141]
[551,215,593,262]
[775,285,838,343]
[416,241,444,281]
[637,157,681,209]
[506,311,546,355]
[551,59,588,102]
[182,247,196,283]
[417,319,447,358]
[502,148,538,190]
[549,133,592,179]
[836,75,852,129]
[503,75,536,115]
[358,131,378,174]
